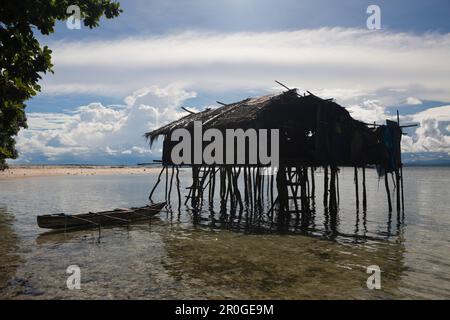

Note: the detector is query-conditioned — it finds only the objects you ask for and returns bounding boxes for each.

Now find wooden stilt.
[190,165,199,207]
[400,165,405,212]
[301,167,309,212]
[225,167,233,208]
[253,168,258,209]
[168,166,174,205]
[384,171,392,212]
[354,166,359,211]
[210,167,216,206]
[310,167,315,199]
[165,165,169,201]
[233,167,244,209]
[277,166,288,213]
[175,166,181,210]
[149,166,165,202]
[256,168,261,207]
[219,167,226,205]
[336,169,340,205]
[397,109,405,212]
[304,166,310,209]
[208,168,212,203]
[270,172,274,206]
[287,167,300,213]
[395,169,401,212]
[248,167,254,210]
[329,166,337,211]
[243,166,249,203]
[323,166,329,207]
[362,166,367,211]
[261,172,265,200]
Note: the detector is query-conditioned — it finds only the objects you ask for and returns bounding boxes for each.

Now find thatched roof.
[146,89,354,147]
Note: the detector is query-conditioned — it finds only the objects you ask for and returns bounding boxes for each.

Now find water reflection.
[181,196,405,245]
[160,223,407,299]
[141,191,410,299]
[0,168,449,299]
[35,217,161,245]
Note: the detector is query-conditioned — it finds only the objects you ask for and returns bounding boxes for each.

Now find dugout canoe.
[37,202,166,230]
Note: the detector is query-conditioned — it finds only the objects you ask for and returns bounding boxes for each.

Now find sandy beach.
[0,165,162,180]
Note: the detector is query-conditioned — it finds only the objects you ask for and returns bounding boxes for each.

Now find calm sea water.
[0,167,449,299]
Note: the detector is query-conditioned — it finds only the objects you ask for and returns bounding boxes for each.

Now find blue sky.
[13,0,450,165]
[41,0,450,40]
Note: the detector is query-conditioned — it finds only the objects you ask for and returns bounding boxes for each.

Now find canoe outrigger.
[37,202,166,231]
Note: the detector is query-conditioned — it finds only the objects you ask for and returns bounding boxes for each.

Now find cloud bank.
[15,85,196,164]
[41,28,450,103]
[402,105,450,154]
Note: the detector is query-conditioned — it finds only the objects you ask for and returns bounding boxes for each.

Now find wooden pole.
[395,169,401,212]
[233,167,244,209]
[149,166,165,202]
[165,165,169,201]
[175,166,181,210]
[304,166,310,208]
[191,165,199,207]
[336,169,340,205]
[384,172,392,212]
[270,172,274,206]
[248,167,253,210]
[168,166,175,205]
[256,168,261,207]
[225,167,233,208]
[210,167,216,206]
[362,166,367,211]
[277,166,288,213]
[397,110,405,213]
[253,168,258,209]
[400,165,405,212]
[219,167,226,205]
[310,167,315,199]
[243,166,249,204]
[329,166,337,211]
[208,168,212,202]
[354,166,359,211]
[323,166,329,207]
[288,167,300,213]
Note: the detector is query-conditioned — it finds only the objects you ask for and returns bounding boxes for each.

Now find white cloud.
[402,105,450,154]
[40,28,450,102]
[405,96,422,105]
[15,85,195,164]
[409,105,450,122]
[346,99,389,124]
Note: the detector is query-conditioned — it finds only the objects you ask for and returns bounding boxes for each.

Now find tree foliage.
[0,0,121,169]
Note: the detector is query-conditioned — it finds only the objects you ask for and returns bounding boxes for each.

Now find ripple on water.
[0,168,449,299]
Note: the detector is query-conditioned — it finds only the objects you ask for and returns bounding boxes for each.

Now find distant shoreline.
[0,165,162,180]
[2,163,449,181]
[403,164,450,167]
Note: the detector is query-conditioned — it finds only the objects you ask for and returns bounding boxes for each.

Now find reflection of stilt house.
[146,89,406,216]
